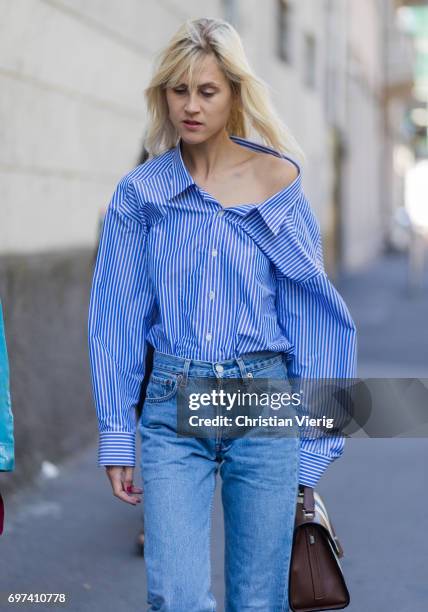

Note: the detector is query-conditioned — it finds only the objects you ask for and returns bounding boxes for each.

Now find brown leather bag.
[289,486,350,611]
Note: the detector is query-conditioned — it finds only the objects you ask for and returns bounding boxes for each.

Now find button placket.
[203,214,223,345]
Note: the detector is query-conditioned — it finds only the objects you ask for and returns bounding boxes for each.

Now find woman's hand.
[105,466,143,505]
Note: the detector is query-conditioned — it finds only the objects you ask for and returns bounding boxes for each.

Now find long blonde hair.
[142,17,304,162]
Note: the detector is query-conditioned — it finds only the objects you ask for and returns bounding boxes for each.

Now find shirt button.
[205,332,212,341]
[209,290,215,300]
[211,248,218,257]
[215,364,224,373]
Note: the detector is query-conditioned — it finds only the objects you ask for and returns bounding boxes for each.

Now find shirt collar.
[167,134,302,236]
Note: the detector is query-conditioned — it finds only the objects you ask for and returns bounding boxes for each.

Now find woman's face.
[165,53,236,143]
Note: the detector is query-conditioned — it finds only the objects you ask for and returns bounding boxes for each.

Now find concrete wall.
[0,0,219,254]
[0,248,95,495]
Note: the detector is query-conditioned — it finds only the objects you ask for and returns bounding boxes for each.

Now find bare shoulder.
[253,153,299,192]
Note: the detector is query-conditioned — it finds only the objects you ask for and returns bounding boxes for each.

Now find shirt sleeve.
[88,177,155,467]
[275,193,357,488]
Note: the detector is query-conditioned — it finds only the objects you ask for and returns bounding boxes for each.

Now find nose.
[184,91,200,113]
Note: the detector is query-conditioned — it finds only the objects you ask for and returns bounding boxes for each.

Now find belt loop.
[180,358,191,387]
[235,356,253,381]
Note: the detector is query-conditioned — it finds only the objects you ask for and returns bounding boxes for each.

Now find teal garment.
[0,302,14,471]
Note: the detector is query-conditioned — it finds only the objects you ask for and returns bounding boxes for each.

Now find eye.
[172,88,215,97]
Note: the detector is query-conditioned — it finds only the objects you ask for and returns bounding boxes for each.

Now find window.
[277,0,293,63]
[222,0,239,28]
[303,32,316,89]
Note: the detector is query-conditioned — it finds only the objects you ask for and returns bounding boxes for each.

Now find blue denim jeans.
[139,349,299,612]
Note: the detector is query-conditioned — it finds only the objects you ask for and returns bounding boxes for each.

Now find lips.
[183,120,202,125]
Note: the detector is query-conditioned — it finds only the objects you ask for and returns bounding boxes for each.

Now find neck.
[180,131,238,181]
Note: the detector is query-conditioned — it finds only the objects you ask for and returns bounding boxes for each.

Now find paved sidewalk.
[1,252,427,611]
[321,251,428,611]
[339,250,428,378]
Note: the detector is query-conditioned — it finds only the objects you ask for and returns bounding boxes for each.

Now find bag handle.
[298,484,315,519]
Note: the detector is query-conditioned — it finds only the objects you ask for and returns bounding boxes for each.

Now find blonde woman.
[88,17,357,611]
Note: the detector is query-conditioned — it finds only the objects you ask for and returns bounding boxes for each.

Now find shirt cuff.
[98,432,136,467]
[298,448,333,488]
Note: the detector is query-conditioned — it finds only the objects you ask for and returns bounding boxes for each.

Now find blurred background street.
[1,0,428,610]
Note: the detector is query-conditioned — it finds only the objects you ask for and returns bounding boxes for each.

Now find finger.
[123,467,143,495]
[121,466,143,503]
[126,485,144,494]
[114,489,142,505]
[123,466,134,490]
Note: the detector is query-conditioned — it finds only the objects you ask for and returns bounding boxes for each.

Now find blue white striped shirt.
[88,134,357,488]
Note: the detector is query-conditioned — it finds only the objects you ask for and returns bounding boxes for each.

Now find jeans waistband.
[152,349,284,382]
